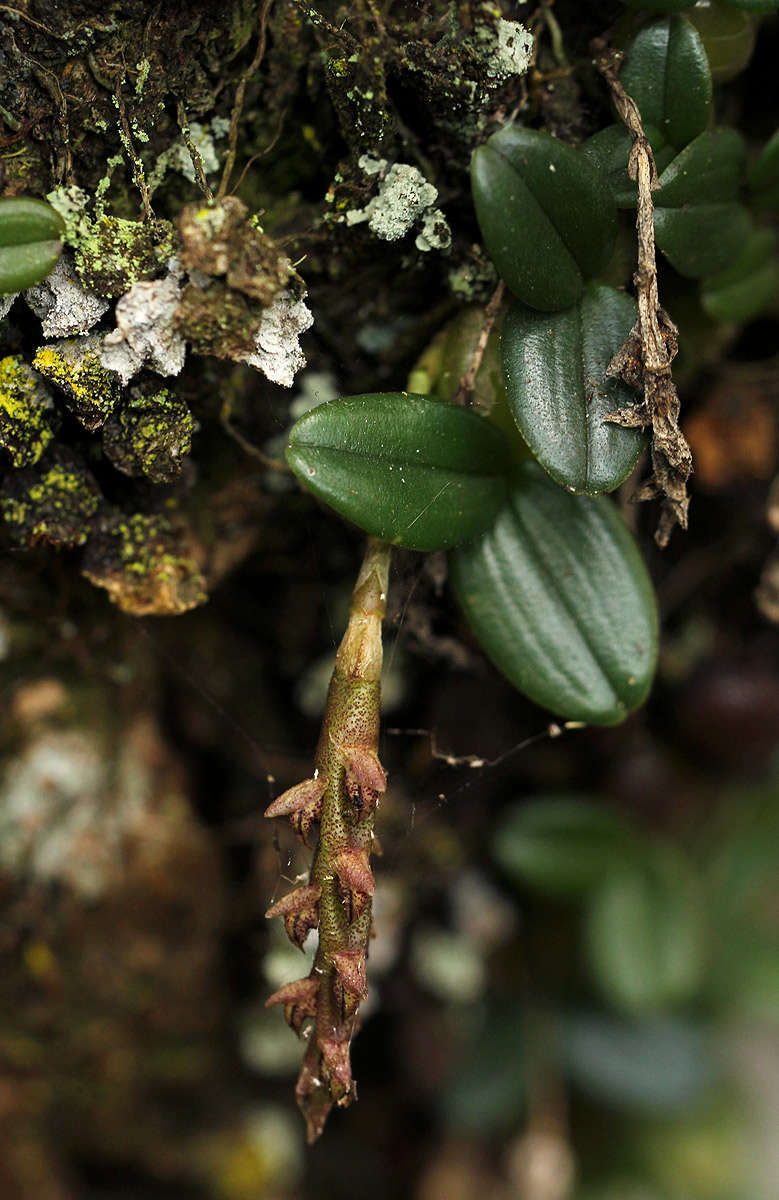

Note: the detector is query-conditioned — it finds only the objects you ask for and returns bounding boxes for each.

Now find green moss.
[0,355,57,468]
[33,341,121,432]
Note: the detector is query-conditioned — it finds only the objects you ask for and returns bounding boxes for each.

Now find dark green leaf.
[747,127,779,189]
[716,0,778,12]
[0,197,64,295]
[286,393,510,551]
[655,203,752,278]
[700,228,778,323]
[654,129,746,206]
[654,130,750,277]
[581,124,674,208]
[492,798,636,897]
[619,0,695,11]
[620,17,712,151]
[502,283,645,495]
[449,463,658,725]
[585,845,705,1014]
[748,127,779,208]
[471,126,617,311]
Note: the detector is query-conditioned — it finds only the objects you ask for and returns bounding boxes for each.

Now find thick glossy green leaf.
[0,197,64,295]
[654,130,750,277]
[584,845,705,1014]
[492,798,636,897]
[620,17,712,151]
[700,228,778,323]
[286,393,510,551]
[449,463,658,725]
[471,126,617,311]
[581,124,674,208]
[502,283,645,495]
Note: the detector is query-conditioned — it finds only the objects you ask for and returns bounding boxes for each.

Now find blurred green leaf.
[700,228,778,323]
[491,797,636,897]
[286,392,510,551]
[686,4,756,83]
[564,1014,714,1111]
[502,283,646,496]
[471,126,617,311]
[585,845,706,1014]
[442,1001,527,1132]
[449,462,658,725]
[748,126,779,209]
[705,790,779,1021]
[620,17,712,151]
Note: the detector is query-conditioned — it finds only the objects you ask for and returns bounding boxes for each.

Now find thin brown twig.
[592,38,692,547]
[115,79,154,221]
[176,100,214,203]
[453,281,505,407]
[216,0,274,203]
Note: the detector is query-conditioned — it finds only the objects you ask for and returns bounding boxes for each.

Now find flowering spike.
[343,745,387,794]
[264,777,326,845]
[265,976,319,1035]
[265,884,321,950]
[332,949,367,999]
[333,848,374,898]
[320,1036,353,1096]
[265,537,392,1141]
[264,884,321,920]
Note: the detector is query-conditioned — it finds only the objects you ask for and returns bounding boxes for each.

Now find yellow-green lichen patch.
[73,214,176,300]
[33,338,121,431]
[0,451,101,547]
[82,512,207,616]
[0,355,58,468]
[178,198,292,307]
[102,386,195,483]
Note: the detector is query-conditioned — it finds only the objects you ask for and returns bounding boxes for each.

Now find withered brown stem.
[264,537,391,1141]
[591,39,693,547]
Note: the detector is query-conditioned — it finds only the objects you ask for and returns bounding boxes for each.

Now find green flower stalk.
[264,536,391,1142]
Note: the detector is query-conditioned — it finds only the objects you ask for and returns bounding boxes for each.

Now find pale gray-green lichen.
[24,253,110,338]
[345,158,451,251]
[99,268,186,384]
[237,290,314,388]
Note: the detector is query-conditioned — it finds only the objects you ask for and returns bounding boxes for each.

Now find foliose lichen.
[99,269,186,384]
[345,158,450,250]
[24,254,110,339]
